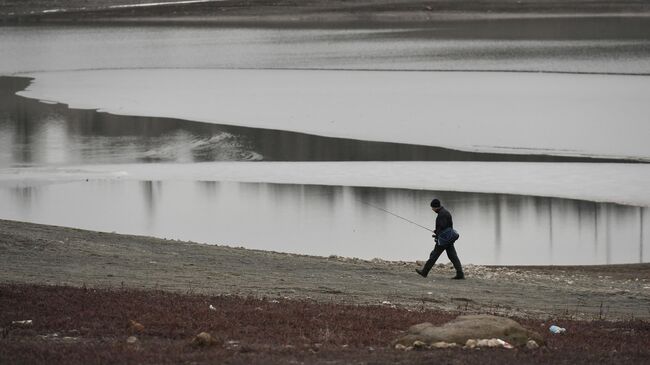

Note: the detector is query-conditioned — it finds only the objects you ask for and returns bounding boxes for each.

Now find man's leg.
[417,245,445,277]
[445,245,465,279]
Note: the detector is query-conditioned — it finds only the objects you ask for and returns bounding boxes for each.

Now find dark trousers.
[422,244,463,276]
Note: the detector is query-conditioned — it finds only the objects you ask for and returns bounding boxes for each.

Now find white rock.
[465,339,478,348]
[477,339,490,347]
[412,340,427,349]
[431,341,457,349]
[526,340,539,349]
[487,338,501,347]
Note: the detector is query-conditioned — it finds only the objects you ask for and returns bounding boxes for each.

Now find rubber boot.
[451,272,465,280]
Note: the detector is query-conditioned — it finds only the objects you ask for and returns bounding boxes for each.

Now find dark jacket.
[434,207,453,235]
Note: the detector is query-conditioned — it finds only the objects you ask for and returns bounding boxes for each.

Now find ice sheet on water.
[17,69,650,161]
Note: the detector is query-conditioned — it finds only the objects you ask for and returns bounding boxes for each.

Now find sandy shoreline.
[2,219,648,321]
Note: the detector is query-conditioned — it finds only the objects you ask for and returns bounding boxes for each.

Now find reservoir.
[1,21,649,264]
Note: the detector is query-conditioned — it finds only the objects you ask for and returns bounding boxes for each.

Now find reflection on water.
[0,76,626,164]
[1,180,647,265]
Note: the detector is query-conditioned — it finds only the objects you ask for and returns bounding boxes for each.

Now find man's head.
[430,198,441,213]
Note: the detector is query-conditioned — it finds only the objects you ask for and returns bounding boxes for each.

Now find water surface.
[2,22,649,264]
[1,180,647,265]
[2,18,650,74]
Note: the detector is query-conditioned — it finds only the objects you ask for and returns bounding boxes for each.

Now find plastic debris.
[11,320,33,327]
[549,325,566,334]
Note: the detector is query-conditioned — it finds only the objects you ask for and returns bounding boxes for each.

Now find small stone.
[128,320,144,333]
[191,332,219,347]
[412,340,427,349]
[395,343,407,350]
[526,340,539,349]
[487,338,501,347]
[431,341,457,349]
[465,339,478,348]
[126,336,138,344]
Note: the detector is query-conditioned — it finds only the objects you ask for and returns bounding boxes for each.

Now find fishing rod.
[356,199,434,233]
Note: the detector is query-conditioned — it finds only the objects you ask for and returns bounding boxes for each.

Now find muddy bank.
[1,219,649,321]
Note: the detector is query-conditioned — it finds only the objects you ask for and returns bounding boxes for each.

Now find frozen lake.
[1,22,649,264]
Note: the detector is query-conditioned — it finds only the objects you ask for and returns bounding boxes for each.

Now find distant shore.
[2,0,649,26]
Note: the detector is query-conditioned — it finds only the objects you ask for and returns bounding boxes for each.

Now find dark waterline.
[0,76,639,165]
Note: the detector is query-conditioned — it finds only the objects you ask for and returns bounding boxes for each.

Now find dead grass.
[1,283,649,364]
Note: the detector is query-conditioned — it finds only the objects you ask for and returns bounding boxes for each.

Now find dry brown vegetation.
[1,283,649,364]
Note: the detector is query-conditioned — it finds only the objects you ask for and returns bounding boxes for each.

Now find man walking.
[416,198,465,279]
